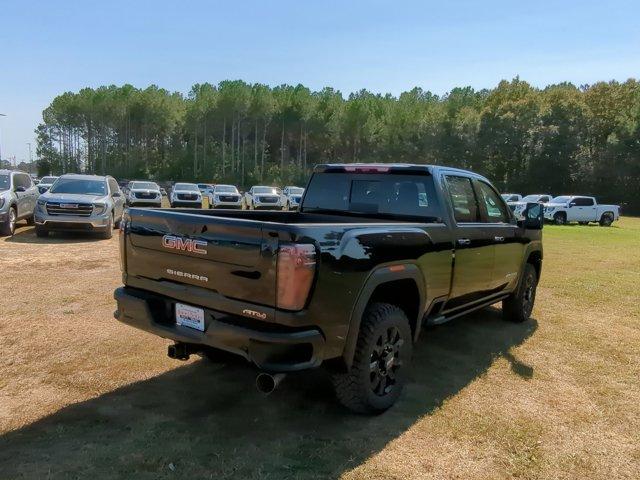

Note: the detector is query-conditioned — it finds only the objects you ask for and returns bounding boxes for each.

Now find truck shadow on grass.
[6,226,110,244]
[0,308,537,479]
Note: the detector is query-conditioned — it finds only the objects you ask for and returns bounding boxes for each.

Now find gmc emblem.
[161,235,207,255]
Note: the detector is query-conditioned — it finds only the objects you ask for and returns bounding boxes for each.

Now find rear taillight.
[276,244,316,311]
[118,210,129,272]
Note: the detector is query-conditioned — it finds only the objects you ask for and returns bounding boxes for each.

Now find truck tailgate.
[124,208,277,306]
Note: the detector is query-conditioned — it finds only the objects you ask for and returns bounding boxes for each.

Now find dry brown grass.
[0,216,638,479]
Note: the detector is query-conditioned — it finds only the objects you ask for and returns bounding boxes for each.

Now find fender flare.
[342,263,426,370]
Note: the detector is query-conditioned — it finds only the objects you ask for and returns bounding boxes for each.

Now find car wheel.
[553,212,566,225]
[599,213,614,227]
[35,225,49,238]
[0,207,17,236]
[331,302,412,414]
[99,214,113,239]
[502,263,538,323]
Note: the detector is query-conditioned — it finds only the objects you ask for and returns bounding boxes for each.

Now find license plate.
[175,303,205,331]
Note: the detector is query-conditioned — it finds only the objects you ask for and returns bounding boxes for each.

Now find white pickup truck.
[543,196,619,226]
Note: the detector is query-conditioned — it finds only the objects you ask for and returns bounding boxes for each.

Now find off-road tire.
[0,207,16,236]
[599,213,614,227]
[553,212,567,225]
[503,263,538,323]
[331,302,412,414]
[35,225,49,238]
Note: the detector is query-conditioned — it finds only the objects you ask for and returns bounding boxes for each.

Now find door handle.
[457,238,471,246]
[494,236,505,242]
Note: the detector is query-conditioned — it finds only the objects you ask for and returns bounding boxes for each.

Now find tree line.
[36,78,640,212]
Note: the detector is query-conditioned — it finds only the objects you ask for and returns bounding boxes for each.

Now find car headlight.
[546,207,555,212]
[93,203,107,215]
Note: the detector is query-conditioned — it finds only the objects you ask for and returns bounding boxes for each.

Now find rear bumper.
[113,286,325,372]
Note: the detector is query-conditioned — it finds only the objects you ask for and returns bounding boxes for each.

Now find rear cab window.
[302,172,443,221]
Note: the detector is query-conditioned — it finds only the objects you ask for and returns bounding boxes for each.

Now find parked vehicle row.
[168,183,306,211]
[504,192,620,226]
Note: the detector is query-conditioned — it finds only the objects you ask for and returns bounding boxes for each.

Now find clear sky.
[1,0,638,164]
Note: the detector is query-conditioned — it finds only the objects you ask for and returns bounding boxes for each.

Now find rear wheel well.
[368,279,420,339]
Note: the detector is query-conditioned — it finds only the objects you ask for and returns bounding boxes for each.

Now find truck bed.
[152,208,415,224]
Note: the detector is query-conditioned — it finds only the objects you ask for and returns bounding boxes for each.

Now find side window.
[108,178,119,194]
[573,197,594,206]
[14,174,31,189]
[445,175,480,223]
[475,181,510,223]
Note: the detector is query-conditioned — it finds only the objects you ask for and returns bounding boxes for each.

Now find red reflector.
[277,244,317,311]
[343,165,389,173]
[388,265,405,272]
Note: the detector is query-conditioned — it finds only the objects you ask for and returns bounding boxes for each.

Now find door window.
[14,174,32,190]
[108,178,120,194]
[572,197,594,206]
[445,175,480,223]
[475,181,510,223]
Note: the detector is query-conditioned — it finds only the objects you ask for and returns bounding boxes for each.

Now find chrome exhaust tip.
[255,372,286,395]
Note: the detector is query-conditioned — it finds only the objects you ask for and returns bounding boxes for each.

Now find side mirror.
[15,186,26,193]
[520,202,544,230]
[112,191,122,198]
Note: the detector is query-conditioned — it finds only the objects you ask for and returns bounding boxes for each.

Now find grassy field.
[0,216,638,479]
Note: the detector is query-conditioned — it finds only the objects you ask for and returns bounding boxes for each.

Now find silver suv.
[0,169,38,236]
[34,174,125,239]
[127,181,162,207]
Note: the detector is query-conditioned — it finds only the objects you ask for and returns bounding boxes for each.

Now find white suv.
[169,183,202,208]
[208,185,242,209]
[127,181,162,208]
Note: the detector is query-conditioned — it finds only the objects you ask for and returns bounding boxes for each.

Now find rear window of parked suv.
[303,173,443,221]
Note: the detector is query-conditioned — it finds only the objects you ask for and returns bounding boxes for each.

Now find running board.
[423,294,509,326]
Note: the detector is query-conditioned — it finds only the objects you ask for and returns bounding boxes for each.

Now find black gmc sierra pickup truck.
[114,164,543,413]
